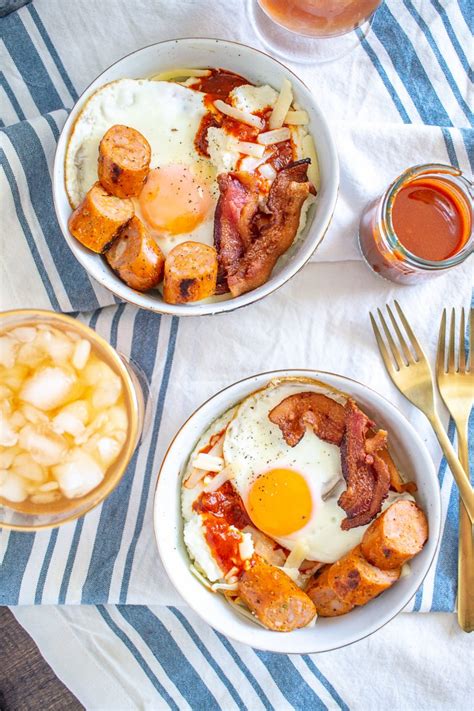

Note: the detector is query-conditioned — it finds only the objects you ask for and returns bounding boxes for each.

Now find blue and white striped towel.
[0,2,473,708]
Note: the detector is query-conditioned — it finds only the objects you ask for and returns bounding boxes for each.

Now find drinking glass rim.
[379,163,474,271]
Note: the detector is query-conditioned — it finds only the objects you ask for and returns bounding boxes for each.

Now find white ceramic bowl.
[154,370,441,653]
[53,38,339,316]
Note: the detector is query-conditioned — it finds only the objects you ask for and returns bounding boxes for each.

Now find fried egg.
[65,79,217,255]
[224,380,413,564]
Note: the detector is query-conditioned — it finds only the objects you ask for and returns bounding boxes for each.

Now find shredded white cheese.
[214,99,264,129]
[269,78,293,129]
[192,452,224,472]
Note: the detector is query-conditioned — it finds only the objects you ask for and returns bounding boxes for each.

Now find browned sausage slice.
[98,125,151,198]
[361,500,428,570]
[163,242,218,304]
[237,556,316,631]
[327,545,400,606]
[105,216,165,291]
[306,566,355,617]
[68,182,133,253]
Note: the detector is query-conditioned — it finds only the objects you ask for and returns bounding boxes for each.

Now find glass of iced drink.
[0,310,145,530]
[248,0,383,64]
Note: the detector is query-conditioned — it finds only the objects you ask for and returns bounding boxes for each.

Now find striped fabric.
[0,1,473,705]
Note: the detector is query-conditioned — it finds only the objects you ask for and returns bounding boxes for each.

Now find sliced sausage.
[105,216,164,291]
[98,125,151,198]
[68,182,133,253]
[237,556,316,632]
[327,545,400,607]
[361,500,428,571]
[306,566,355,617]
[163,242,218,304]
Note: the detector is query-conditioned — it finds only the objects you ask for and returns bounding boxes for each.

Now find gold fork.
[369,300,474,525]
[436,307,474,632]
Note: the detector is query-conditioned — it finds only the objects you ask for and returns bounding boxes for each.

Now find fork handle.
[457,428,474,633]
[429,413,474,525]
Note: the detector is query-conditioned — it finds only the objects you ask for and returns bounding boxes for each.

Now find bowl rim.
[153,368,442,653]
[0,308,141,531]
[52,36,339,317]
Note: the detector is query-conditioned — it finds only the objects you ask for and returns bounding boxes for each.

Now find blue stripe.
[430,0,473,81]
[214,631,274,711]
[0,531,35,605]
[34,528,58,604]
[0,11,63,116]
[372,4,453,126]
[96,606,179,710]
[254,651,327,710]
[43,111,60,141]
[0,72,26,121]
[457,0,474,32]
[81,309,162,603]
[118,606,220,711]
[58,518,84,604]
[0,149,60,310]
[5,120,101,311]
[169,607,246,711]
[26,4,79,101]
[403,0,473,125]
[302,655,349,711]
[441,127,459,167]
[356,28,411,123]
[119,316,179,602]
[459,127,474,172]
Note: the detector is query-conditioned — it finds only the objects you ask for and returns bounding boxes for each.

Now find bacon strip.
[213,172,260,293]
[228,160,315,296]
[214,160,315,297]
[338,400,391,530]
[269,392,346,446]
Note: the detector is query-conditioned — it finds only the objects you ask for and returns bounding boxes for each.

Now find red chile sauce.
[192,68,294,167]
[193,481,251,574]
[391,178,468,261]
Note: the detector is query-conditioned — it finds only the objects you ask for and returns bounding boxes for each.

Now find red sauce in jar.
[391,179,469,261]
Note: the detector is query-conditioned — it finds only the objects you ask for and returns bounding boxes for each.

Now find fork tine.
[459,307,466,372]
[436,308,447,375]
[469,308,473,373]
[394,300,423,361]
[387,303,414,364]
[377,308,404,370]
[370,312,398,373]
[448,307,456,373]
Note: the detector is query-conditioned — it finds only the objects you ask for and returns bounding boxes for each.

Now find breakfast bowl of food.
[53,38,339,316]
[154,370,441,653]
[0,310,144,531]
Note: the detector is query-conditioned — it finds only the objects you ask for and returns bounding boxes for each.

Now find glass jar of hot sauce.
[359,164,473,284]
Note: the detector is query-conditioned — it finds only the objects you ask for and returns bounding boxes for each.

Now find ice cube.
[2,365,29,391]
[72,339,91,370]
[53,449,104,498]
[0,472,28,502]
[30,491,62,505]
[0,385,13,400]
[105,405,128,433]
[35,329,74,364]
[21,403,49,425]
[20,366,76,411]
[10,327,37,343]
[0,411,18,447]
[16,342,47,368]
[10,410,26,430]
[0,336,19,368]
[38,481,59,492]
[83,361,115,386]
[58,400,90,424]
[52,410,86,438]
[19,424,68,466]
[94,436,121,467]
[12,452,46,482]
[74,412,108,445]
[92,374,122,410]
[0,445,19,469]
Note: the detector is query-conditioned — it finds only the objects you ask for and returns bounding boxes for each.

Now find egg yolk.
[247,468,312,538]
[138,164,212,234]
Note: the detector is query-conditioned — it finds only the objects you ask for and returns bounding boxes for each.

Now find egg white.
[224,379,413,564]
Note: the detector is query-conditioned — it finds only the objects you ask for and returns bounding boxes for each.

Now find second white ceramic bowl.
[154,370,441,653]
[53,38,339,316]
